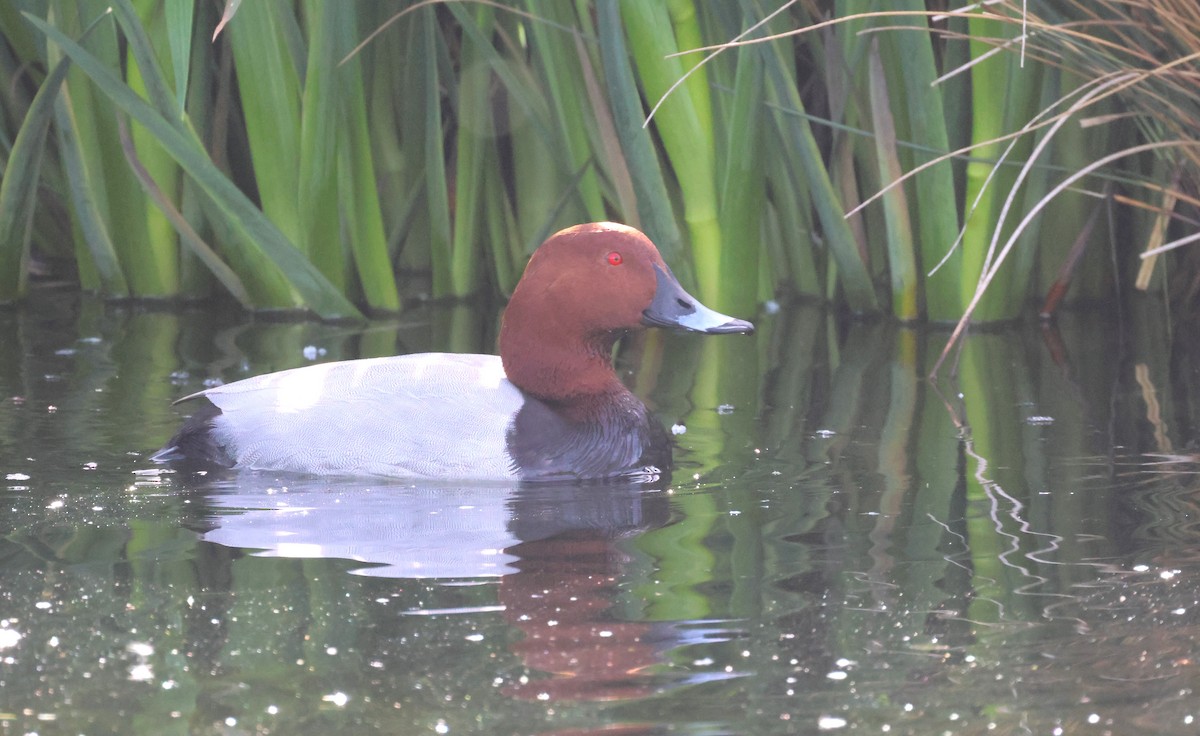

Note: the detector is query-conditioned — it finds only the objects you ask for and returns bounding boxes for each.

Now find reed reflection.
[198,477,693,705]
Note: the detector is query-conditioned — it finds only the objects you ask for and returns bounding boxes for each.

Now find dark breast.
[505,392,670,482]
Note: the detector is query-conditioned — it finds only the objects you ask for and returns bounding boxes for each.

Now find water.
[2,290,1199,735]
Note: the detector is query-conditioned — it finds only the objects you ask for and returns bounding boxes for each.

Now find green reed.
[1,0,1196,331]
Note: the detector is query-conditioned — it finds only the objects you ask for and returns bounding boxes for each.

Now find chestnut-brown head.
[499,222,753,403]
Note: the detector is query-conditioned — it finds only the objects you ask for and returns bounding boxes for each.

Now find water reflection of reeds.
[4,295,1200,733]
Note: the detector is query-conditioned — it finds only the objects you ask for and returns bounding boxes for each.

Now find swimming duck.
[154,222,754,481]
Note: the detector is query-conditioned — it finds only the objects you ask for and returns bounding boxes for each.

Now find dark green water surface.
[2,290,1199,735]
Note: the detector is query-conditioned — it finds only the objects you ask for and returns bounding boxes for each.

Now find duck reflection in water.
[197,476,726,711]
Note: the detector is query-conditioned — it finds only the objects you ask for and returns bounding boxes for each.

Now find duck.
[153,222,754,481]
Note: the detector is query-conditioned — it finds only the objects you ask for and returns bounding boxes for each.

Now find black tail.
[152,400,234,468]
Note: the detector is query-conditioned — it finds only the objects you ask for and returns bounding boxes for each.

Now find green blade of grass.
[960,10,1034,322]
[666,0,714,152]
[165,0,193,114]
[126,0,182,296]
[420,7,452,298]
[333,6,400,312]
[445,3,556,148]
[764,143,819,296]
[381,15,432,273]
[0,32,70,301]
[449,3,593,288]
[111,0,176,120]
[762,35,879,314]
[449,4,494,298]
[880,0,962,321]
[716,42,764,316]
[482,151,520,295]
[298,0,346,290]
[525,0,606,221]
[117,115,251,306]
[621,0,721,303]
[509,99,563,253]
[53,83,130,297]
[574,30,639,224]
[227,0,303,249]
[596,0,688,283]
[25,10,361,318]
[868,40,918,320]
[0,1,40,65]
[57,0,161,298]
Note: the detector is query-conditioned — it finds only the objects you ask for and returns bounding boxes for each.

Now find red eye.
[607,251,623,266]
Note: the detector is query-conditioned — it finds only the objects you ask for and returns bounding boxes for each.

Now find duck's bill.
[642,263,755,335]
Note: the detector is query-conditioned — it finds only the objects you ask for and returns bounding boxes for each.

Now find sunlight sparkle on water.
[322,692,349,707]
[128,664,154,682]
[127,641,154,657]
[818,715,847,729]
[0,627,21,650]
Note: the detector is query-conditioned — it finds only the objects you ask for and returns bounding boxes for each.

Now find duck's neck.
[499,319,630,414]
